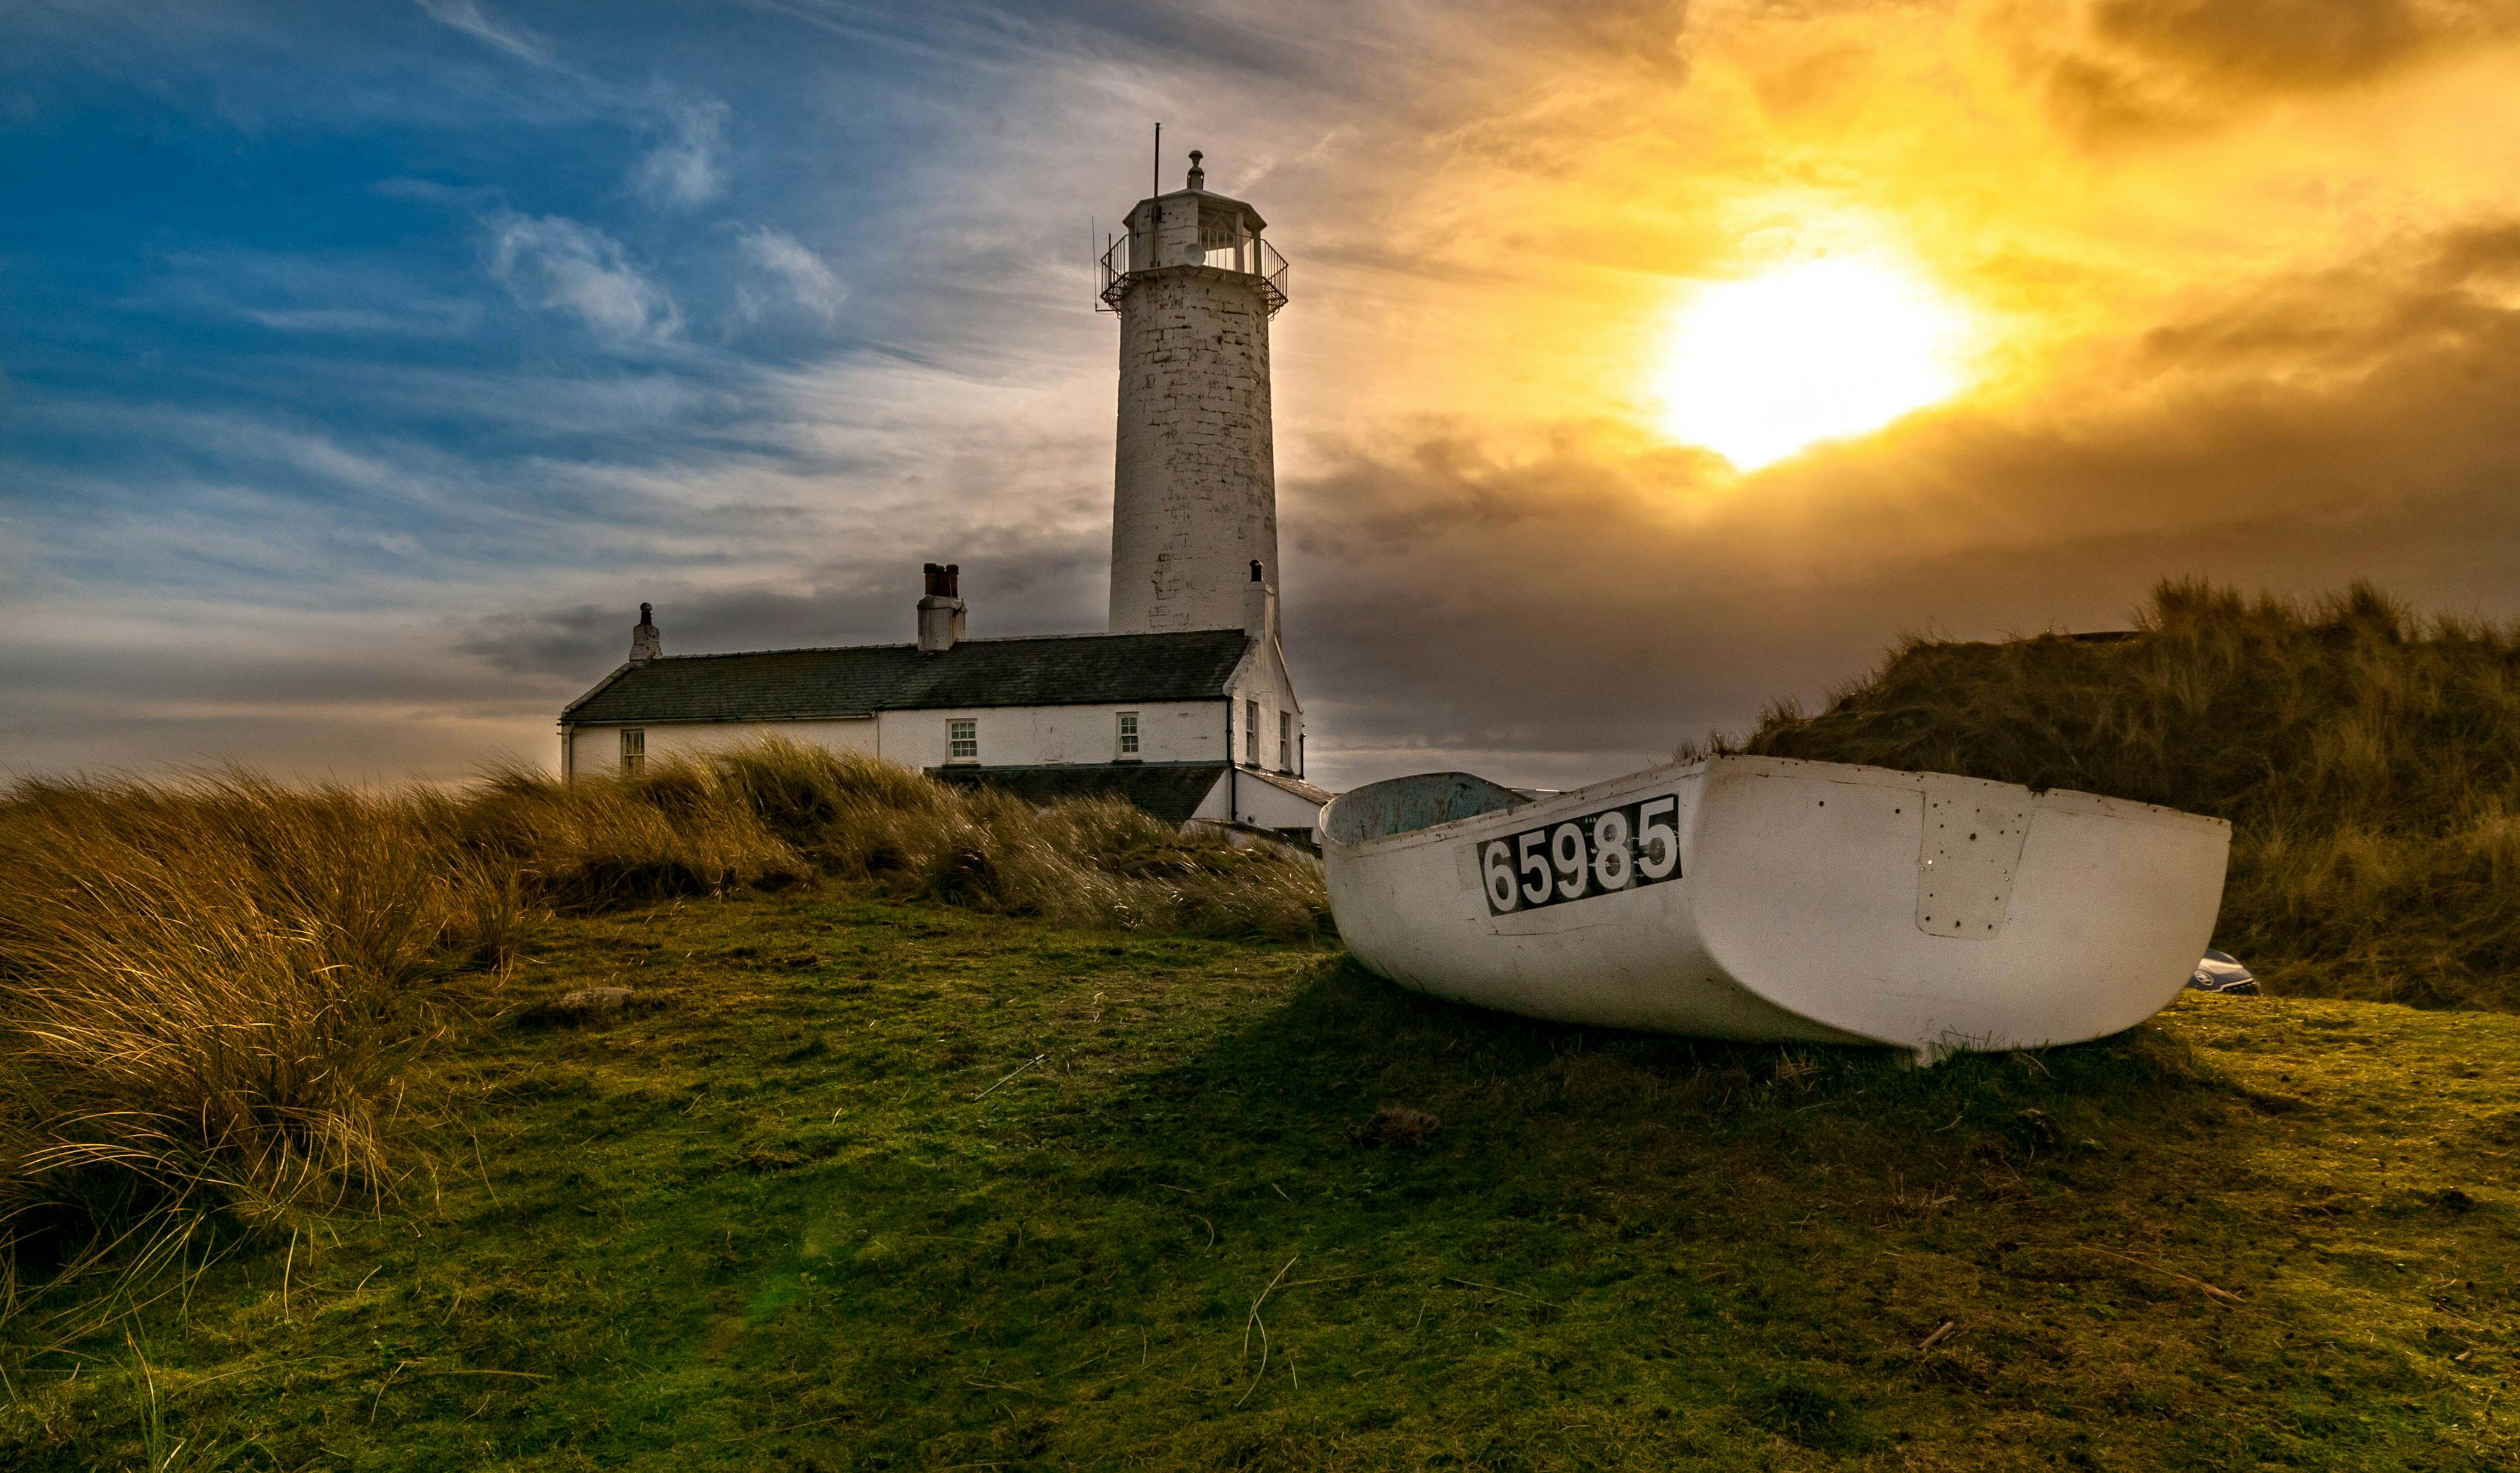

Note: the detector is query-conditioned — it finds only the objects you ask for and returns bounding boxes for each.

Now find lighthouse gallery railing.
[1097,235,1289,316]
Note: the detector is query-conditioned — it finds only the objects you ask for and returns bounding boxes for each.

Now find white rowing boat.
[1319,755,2231,1063]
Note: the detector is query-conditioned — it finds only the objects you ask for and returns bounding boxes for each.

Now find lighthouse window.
[1279,711,1292,772]
[1117,711,1140,758]
[620,728,645,776]
[1245,701,1258,764]
[948,719,978,761]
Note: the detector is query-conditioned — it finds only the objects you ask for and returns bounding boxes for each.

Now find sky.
[6,1,2520,792]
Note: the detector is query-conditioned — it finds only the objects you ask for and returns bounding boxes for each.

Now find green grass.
[0,745,1325,1291]
[6,892,2515,1470]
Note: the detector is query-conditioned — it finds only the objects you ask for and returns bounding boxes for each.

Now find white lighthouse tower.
[1101,149,1289,637]
[558,147,1326,832]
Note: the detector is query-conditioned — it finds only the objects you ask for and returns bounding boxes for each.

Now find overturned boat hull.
[1320,756,2231,1061]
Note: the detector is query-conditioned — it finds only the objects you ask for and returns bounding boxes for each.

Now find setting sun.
[1653,255,1977,471]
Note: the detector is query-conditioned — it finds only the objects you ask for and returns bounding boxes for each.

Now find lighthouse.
[1101,149,1289,638]
[561,144,1325,839]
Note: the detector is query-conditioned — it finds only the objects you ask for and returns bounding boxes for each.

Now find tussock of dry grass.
[0,744,1325,1298]
[1742,579,2520,1009]
[465,742,1328,938]
[0,775,511,1301]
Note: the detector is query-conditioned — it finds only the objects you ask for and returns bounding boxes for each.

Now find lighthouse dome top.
[1101,149,1288,315]
[1124,150,1268,233]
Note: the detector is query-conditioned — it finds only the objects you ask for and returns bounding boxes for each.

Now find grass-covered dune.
[3,894,2515,1470]
[0,746,1324,1292]
[1745,581,2520,1010]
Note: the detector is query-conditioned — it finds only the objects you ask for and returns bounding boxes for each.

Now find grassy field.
[5,890,2514,1470]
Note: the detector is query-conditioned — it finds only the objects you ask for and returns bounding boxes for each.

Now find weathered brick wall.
[1108,265,1278,635]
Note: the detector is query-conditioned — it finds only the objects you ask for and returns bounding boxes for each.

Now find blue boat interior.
[1323,772,1529,846]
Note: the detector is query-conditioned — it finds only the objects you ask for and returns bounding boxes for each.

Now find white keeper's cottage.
[559,149,1331,844]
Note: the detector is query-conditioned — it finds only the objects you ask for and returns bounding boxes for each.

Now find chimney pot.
[629,601,662,663]
[1241,567,1277,644]
[917,563,967,653]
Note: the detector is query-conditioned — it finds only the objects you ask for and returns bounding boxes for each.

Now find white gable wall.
[875,699,1227,769]
[564,699,1229,779]
[1222,637,1305,777]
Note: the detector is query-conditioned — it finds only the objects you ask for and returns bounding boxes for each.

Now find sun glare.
[1652,255,1977,471]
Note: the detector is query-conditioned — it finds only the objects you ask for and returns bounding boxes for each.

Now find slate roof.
[1243,768,1335,808]
[561,629,1253,726]
[927,762,1228,826]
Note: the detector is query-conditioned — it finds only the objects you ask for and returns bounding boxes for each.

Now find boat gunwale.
[1321,754,2230,858]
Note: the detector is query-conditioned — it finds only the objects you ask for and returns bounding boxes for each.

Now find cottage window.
[1245,700,1258,766]
[948,718,978,760]
[1117,711,1140,758]
[620,728,645,776]
[1279,711,1292,772]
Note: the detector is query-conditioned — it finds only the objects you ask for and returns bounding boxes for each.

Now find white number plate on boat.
[1478,797,1683,915]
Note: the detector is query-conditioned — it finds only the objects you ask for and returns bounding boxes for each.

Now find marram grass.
[1743,579,2520,1010]
[0,744,1325,1302]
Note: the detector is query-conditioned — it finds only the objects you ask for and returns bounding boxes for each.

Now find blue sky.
[10,1,2520,790]
[5,1,1263,776]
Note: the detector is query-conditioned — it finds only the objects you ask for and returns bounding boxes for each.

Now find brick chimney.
[917,563,965,653]
[629,601,661,663]
[1241,559,1277,644]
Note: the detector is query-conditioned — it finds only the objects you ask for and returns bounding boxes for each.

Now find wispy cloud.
[484,211,679,341]
[631,92,731,208]
[133,247,491,339]
[234,303,481,337]
[412,0,553,68]
[736,226,847,323]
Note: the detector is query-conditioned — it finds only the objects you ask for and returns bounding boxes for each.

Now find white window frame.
[1244,699,1258,767]
[1278,710,1292,773]
[620,727,645,776]
[947,717,978,762]
[1116,711,1140,760]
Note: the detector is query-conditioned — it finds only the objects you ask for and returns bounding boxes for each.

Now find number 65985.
[1479,796,1682,915]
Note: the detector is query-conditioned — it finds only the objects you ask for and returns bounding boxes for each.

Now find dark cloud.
[2093,0,2439,89]
[1503,0,1696,76]
[2431,221,2520,282]
[457,601,635,679]
[0,637,566,782]
[459,539,1108,677]
[2009,0,2513,142]
[1,643,547,714]
[2130,217,2520,391]
[1278,215,2520,790]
